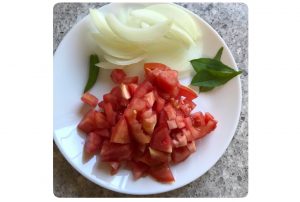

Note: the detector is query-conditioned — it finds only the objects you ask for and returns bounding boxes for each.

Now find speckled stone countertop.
[53,3,248,197]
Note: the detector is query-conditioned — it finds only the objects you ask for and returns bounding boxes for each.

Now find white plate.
[53,3,242,195]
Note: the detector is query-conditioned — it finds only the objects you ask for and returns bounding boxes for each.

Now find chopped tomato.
[128,83,138,96]
[149,147,171,163]
[142,113,157,134]
[175,115,185,129]
[134,81,153,98]
[178,85,198,100]
[167,119,177,130]
[100,140,132,162]
[143,91,155,108]
[78,109,96,134]
[193,119,217,140]
[149,164,174,183]
[187,141,196,153]
[110,117,130,144]
[84,132,103,155]
[94,111,110,129]
[164,104,177,120]
[153,90,165,112]
[103,102,117,125]
[205,112,215,124]
[111,69,126,84]
[81,92,98,108]
[137,150,163,166]
[144,62,168,71]
[122,76,139,84]
[129,120,151,144]
[151,126,172,153]
[109,161,121,175]
[182,128,194,142]
[129,98,147,112]
[191,112,205,127]
[156,70,178,93]
[172,146,191,164]
[94,129,110,138]
[98,101,105,109]
[127,161,149,180]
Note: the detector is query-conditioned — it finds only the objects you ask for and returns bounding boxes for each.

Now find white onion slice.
[146,4,200,40]
[104,54,146,66]
[95,62,125,69]
[131,9,194,46]
[91,33,144,59]
[105,14,172,43]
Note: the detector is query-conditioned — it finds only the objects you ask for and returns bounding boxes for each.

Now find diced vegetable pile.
[78,63,217,183]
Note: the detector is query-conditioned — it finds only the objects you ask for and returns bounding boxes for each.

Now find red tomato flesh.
[81,92,98,108]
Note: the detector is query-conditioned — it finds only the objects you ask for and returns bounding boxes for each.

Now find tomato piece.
[122,76,139,84]
[120,83,131,100]
[129,98,147,112]
[184,117,198,138]
[164,103,176,120]
[78,109,96,134]
[128,83,138,96]
[134,81,153,98]
[151,126,172,153]
[156,70,178,93]
[194,119,218,140]
[153,90,165,112]
[127,161,149,180]
[172,146,191,164]
[167,119,177,130]
[178,85,198,100]
[124,108,137,124]
[191,112,205,127]
[93,129,110,138]
[84,132,103,155]
[144,62,168,71]
[142,113,157,135]
[149,147,171,163]
[183,98,196,110]
[175,115,185,129]
[137,150,161,166]
[157,110,168,128]
[182,128,194,142]
[109,161,121,175]
[98,101,105,109]
[187,141,196,153]
[103,102,117,125]
[111,69,126,84]
[172,132,187,148]
[141,108,153,119]
[81,92,98,108]
[143,91,155,108]
[130,120,151,144]
[111,117,130,144]
[94,111,110,129]
[100,140,132,162]
[149,164,174,183]
[205,112,215,124]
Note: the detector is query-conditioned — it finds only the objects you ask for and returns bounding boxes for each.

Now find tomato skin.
[78,109,96,134]
[122,76,139,84]
[110,117,130,144]
[205,112,215,124]
[171,146,191,164]
[178,85,198,100]
[156,70,179,93]
[94,111,110,129]
[81,92,98,108]
[127,161,149,180]
[103,102,117,126]
[100,140,132,162]
[93,129,110,138]
[134,81,153,98]
[149,164,174,183]
[111,69,126,84]
[150,126,172,153]
[84,132,103,155]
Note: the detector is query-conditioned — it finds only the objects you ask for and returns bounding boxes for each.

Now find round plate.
[53,3,241,195]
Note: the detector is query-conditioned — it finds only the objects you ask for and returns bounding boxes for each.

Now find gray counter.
[53,3,248,197]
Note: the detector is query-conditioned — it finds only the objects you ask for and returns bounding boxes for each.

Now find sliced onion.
[131,9,194,46]
[95,62,125,69]
[146,4,200,40]
[105,14,172,43]
[104,54,146,66]
[91,33,144,59]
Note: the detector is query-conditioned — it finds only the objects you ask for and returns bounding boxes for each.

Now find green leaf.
[190,58,236,73]
[213,47,223,61]
[199,86,214,92]
[191,69,242,87]
[84,54,100,93]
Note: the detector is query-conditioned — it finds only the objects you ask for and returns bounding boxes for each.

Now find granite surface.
[53,3,248,197]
